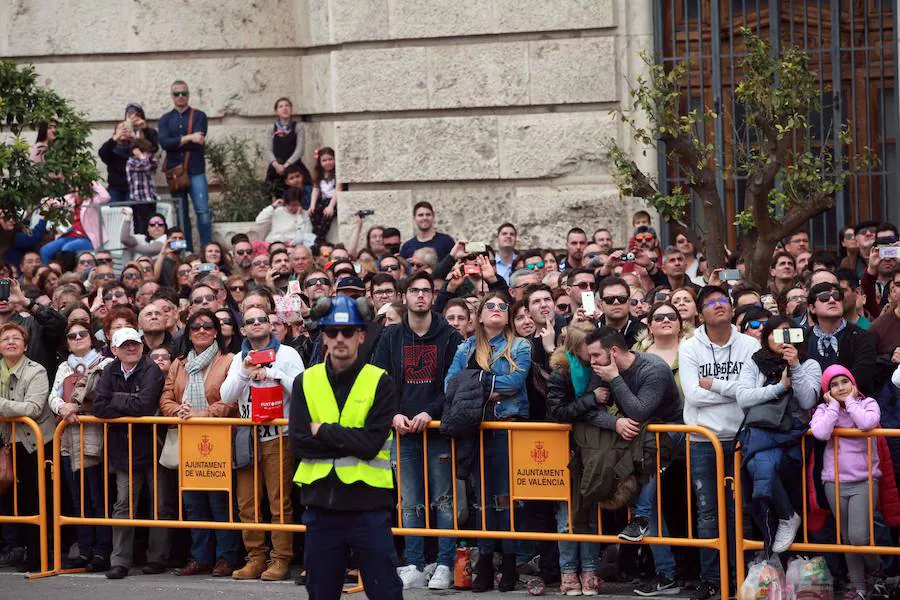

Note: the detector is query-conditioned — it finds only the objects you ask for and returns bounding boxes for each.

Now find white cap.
[111,327,142,348]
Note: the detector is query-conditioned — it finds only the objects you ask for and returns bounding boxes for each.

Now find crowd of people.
[3,83,900,600]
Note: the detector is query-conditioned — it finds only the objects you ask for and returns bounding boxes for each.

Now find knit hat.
[821,364,856,395]
[125,102,146,119]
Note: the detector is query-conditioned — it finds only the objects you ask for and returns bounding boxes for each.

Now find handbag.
[744,390,792,432]
[159,427,179,470]
[0,442,13,494]
[165,109,193,193]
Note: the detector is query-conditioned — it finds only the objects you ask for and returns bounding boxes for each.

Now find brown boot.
[232,556,268,580]
[260,558,291,581]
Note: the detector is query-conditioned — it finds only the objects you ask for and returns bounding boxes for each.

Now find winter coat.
[545,349,606,426]
[0,358,52,453]
[158,352,235,417]
[440,368,496,479]
[445,334,531,419]
[810,395,881,483]
[92,355,165,471]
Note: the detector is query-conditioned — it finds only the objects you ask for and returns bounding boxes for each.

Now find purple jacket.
[810,395,881,483]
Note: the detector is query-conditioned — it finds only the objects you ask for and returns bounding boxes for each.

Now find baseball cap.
[854,220,879,235]
[335,276,365,292]
[112,327,143,348]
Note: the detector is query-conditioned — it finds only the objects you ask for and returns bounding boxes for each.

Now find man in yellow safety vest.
[289,295,403,600]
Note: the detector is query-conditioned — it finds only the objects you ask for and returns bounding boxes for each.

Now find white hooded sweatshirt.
[679,324,760,442]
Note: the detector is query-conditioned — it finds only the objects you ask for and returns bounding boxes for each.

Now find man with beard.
[560,227,588,271]
[372,271,462,590]
[267,248,292,291]
[233,239,255,282]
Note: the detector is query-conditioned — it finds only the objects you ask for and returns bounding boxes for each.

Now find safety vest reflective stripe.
[294,363,393,490]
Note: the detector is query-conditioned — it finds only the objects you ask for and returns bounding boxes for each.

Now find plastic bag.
[741,557,786,600]
[784,556,832,600]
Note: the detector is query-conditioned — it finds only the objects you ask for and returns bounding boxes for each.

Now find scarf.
[813,319,846,357]
[240,336,280,360]
[566,351,592,397]
[68,349,101,373]
[274,118,292,134]
[0,357,26,398]
[183,342,219,412]
[751,347,788,385]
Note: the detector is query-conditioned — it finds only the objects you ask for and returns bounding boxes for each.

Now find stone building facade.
[1,0,654,248]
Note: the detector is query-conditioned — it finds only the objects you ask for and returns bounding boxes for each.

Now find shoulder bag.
[165,109,194,193]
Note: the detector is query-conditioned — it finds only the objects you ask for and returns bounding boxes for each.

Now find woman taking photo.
[736,316,821,554]
[49,320,113,572]
[159,310,239,576]
[445,292,531,592]
[0,323,53,572]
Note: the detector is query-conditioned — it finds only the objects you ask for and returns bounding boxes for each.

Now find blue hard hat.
[319,295,366,327]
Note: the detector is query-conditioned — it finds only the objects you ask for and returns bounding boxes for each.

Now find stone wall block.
[427,43,529,109]
[335,117,500,183]
[330,0,390,43]
[493,0,616,33]
[333,48,428,113]
[388,0,494,39]
[498,112,616,180]
[301,53,334,114]
[529,38,618,105]
[336,190,414,242]
[411,187,516,243]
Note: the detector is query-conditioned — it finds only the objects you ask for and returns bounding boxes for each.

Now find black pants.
[0,442,52,569]
[302,508,402,600]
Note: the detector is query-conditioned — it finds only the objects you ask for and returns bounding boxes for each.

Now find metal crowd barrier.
[0,417,49,576]
[37,417,731,598]
[734,427,900,591]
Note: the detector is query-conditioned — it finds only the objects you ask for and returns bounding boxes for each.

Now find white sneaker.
[772,512,801,553]
[428,565,453,590]
[423,562,437,581]
[397,564,428,589]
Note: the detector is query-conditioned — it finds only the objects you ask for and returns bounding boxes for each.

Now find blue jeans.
[61,457,111,560]
[39,235,93,264]
[471,429,515,554]
[392,433,455,568]
[690,440,738,585]
[181,490,241,566]
[555,501,598,574]
[173,173,211,251]
[631,431,684,579]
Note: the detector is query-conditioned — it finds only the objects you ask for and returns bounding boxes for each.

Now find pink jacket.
[48,181,110,249]
[810,395,881,483]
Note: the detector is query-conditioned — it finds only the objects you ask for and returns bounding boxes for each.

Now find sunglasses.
[104,291,126,301]
[96,258,113,265]
[323,327,358,339]
[382,264,402,272]
[484,301,509,312]
[556,303,570,312]
[123,272,140,280]
[251,261,269,268]
[843,231,856,240]
[305,277,330,288]
[217,317,233,326]
[572,281,595,291]
[95,273,116,281]
[235,248,254,256]
[66,330,90,341]
[745,320,766,330]
[172,90,190,97]
[244,316,270,325]
[815,290,843,303]
[78,259,95,266]
[630,298,645,306]
[150,352,171,362]
[635,234,655,242]
[878,236,898,245]
[189,322,216,331]
[526,262,545,270]
[177,269,192,276]
[602,295,628,305]
[703,297,731,309]
[651,312,678,323]
[228,285,246,292]
[148,220,166,227]
[191,293,216,304]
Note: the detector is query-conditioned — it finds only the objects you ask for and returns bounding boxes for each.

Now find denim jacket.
[445,334,531,419]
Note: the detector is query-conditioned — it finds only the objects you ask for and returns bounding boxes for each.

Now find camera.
[248,349,276,366]
[464,264,481,275]
[0,279,9,302]
[623,252,636,262]
[355,209,375,218]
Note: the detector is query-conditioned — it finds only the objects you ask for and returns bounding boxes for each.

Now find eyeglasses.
[228,285,246,292]
[787,296,806,304]
[556,303,570,312]
[244,316,270,325]
[525,262,545,270]
[189,322,216,331]
[745,320,766,330]
[191,293,216,304]
[0,336,24,345]
[407,287,432,296]
[651,313,678,323]
[235,248,254,256]
[104,291,126,301]
[323,327,358,339]
[172,90,190,97]
[629,298,646,306]
[305,277,330,288]
[66,330,90,341]
[372,289,396,297]
[703,297,731,309]
[484,301,508,312]
[601,295,628,305]
[123,272,140,280]
[572,281,595,291]
[148,220,166,227]
[382,264,402,272]
[815,290,843,303]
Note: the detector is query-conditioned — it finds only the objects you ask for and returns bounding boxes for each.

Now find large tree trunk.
[696,185,727,272]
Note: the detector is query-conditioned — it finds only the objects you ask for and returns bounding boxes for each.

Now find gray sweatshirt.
[609,351,683,424]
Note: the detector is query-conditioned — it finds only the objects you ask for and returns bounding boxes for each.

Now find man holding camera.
[221,306,305,581]
[290,296,403,600]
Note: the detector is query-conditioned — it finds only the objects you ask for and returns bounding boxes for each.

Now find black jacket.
[804,322,877,397]
[440,368,496,479]
[372,312,462,419]
[545,349,607,426]
[597,315,648,349]
[92,355,165,471]
[98,129,160,191]
[17,303,68,382]
[289,358,398,512]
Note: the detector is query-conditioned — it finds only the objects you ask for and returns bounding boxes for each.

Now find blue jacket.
[158,107,208,176]
[445,334,531,419]
[4,220,46,269]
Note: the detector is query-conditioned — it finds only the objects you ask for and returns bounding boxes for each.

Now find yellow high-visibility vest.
[293,363,393,489]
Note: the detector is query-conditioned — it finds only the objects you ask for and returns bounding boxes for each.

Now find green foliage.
[0,61,99,224]
[206,136,270,222]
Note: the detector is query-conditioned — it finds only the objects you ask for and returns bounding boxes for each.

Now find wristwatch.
[26,298,36,311]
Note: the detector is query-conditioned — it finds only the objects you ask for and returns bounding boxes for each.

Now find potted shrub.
[206,135,270,246]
